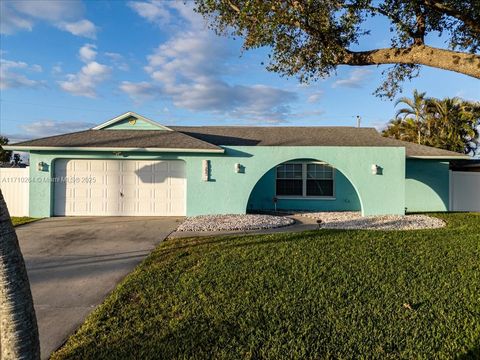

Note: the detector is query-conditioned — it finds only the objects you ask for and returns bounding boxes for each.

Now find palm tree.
[0,190,40,359]
[426,97,480,153]
[383,91,480,155]
[394,90,427,144]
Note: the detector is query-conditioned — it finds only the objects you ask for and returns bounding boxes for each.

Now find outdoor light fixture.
[202,160,210,181]
[371,164,379,175]
[37,161,46,171]
[234,163,241,173]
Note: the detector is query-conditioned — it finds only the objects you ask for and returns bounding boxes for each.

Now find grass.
[52,213,480,359]
[11,216,40,227]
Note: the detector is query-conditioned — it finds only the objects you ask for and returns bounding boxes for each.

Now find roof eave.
[407,155,470,159]
[2,145,224,153]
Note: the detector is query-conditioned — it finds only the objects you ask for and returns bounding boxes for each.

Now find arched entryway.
[246,158,362,213]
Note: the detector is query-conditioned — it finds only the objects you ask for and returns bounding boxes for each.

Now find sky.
[1,0,479,144]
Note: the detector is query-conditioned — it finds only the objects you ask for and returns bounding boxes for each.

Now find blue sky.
[1,0,479,143]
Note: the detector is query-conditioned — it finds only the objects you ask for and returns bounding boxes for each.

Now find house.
[3,112,470,218]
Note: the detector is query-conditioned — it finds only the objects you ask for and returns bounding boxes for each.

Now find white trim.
[92,111,173,131]
[2,145,224,153]
[276,196,337,201]
[275,161,336,199]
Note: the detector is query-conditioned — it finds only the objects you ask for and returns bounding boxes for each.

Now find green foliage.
[0,136,12,163]
[11,217,41,227]
[52,213,480,359]
[383,91,480,154]
[194,0,480,98]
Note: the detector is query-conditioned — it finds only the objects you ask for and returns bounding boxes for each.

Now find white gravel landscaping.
[177,214,295,232]
[296,211,446,230]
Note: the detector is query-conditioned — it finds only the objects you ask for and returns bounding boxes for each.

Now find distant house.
[3,112,470,217]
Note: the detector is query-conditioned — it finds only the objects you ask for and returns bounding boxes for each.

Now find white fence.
[0,167,30,217]
[450,171,480,212]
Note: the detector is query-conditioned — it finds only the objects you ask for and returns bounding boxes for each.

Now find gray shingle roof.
[10,130,222,151]
[8,126,468,158]
[171,126,467,158]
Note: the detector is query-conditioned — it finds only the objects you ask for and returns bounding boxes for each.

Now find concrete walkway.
[16,216,183,359]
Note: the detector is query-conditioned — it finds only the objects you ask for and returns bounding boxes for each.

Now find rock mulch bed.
[296,211,445,230]
[177,214,295,232]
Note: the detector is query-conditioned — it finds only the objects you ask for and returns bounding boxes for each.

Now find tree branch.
[361,4,417,39]
[420,0,480,34]
[342,45,480,78]
[413,4,426,45]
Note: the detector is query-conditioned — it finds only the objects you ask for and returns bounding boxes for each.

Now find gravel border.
[177,214,295,232]
[296,211,445,230]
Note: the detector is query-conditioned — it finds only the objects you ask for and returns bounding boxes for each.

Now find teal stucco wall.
[102,116,165,130]
[28,146,406,217]
[247,165,361,212]
[405,159,450,212]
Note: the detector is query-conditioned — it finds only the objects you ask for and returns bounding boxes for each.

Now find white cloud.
[307,91,323,103]
[127,0,205,29]
[52,64,63,74]
[0,58,43,90]
[57,20,97,39]
[127,0,171,25]
[20,120,95,137]
[79,44,97,62]
[105,52,129,71]
[332,69,373,88]
[0,0,97,38]
[119,81,157,102]
[124,3,296,122]
[59,61,111,98]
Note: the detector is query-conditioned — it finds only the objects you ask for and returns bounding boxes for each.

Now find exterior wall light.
[234,163,241,173]
[37,161,46,171]
[371,164,382,175]
[202,160,210,181]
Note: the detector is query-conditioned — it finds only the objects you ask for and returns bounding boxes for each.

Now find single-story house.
[3,111,470,218]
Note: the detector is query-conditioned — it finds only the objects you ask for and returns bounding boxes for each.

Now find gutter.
[407,155,471,160]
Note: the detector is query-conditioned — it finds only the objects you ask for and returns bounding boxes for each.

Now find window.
[276,163,303,196]
[276,162,334,198]
[306,163,334,196]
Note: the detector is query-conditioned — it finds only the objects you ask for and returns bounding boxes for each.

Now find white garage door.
[54,159,186,216]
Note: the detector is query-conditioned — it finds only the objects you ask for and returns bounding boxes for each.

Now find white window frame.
[275,161,336,200]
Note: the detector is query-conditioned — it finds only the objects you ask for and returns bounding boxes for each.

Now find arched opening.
[246,158,362,213]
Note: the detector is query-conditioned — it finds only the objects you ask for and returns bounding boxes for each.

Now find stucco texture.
[28,146,409,217]
[405,159,450,212]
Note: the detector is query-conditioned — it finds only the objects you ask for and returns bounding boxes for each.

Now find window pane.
[276,179,303,196]
[306,179,333,196]
[278,163,302,179]
[307,163,333,179]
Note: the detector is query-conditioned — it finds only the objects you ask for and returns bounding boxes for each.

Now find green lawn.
[52,213,480,359]
[11,217,40,227]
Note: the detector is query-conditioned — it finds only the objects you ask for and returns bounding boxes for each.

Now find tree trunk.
[0,190,40,359]
[343,45,480,79]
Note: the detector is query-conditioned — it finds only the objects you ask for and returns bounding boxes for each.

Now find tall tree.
[0,137,12,163]
[394,90,427,143]
[425,97,480,153]
[0,191,40,359]
[194,0,480,97]
[383,91,480,154]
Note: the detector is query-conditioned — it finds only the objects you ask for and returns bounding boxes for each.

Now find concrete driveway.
[16,216,183,359]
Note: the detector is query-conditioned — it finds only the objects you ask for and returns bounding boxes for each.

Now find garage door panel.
[122,174,138,186]
[54,159,185,216]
